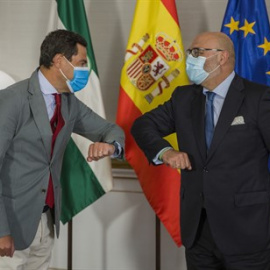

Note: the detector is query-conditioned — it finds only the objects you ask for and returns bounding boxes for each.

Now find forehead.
[191,34,219,49]
[72,43,87,60]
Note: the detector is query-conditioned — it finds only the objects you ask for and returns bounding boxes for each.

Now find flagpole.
[156,216,161,270]
[68,220,73,270]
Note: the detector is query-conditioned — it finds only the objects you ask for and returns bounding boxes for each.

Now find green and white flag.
[49,0,113,223]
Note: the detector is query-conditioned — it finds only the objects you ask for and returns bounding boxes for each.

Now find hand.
[162,149,192,170]
[0,235,15,257]
[87,142,115,162]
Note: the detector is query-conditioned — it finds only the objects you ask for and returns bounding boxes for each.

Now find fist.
[87,142,115,162]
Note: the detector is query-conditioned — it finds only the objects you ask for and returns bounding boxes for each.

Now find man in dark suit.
[131,32,270,269]
[0,29,124,269]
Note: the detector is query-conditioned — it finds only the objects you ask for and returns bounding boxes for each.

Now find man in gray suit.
[0,29,124,269]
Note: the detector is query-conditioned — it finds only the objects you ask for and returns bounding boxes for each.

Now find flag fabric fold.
[117,0,189,246]
[221,0,270,86]
[51,0,113,223]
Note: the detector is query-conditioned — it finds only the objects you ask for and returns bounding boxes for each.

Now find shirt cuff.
[152,147,173,165]
[110,141,123,158]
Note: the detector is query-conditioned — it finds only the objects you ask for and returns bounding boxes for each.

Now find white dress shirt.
[38,70,59,121]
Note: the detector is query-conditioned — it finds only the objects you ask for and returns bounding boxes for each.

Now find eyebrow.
[79,59,88,65]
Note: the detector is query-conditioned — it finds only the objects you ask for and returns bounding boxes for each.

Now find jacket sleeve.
[72,97,125,155]
[0,89,19,238]
[131,91,177,163]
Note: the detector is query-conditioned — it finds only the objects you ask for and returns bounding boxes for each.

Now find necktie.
[45,94,65,208]
[205,91,216,150]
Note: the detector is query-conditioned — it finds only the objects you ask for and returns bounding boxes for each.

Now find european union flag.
[221,0,270,86]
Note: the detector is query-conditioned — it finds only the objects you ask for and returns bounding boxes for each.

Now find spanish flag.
[117,0,189,246]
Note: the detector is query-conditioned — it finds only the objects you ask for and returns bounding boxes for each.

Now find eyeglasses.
[186,48,224,58]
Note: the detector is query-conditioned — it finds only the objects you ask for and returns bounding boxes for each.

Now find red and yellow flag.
[117,0,189,246]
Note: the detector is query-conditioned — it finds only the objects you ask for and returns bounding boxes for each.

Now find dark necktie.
[205,92,216,150]
[45,94,65,208]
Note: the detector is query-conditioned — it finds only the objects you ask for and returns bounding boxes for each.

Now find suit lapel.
[28,71,52,161]
[191,87,207,160]
[207,75,245,161]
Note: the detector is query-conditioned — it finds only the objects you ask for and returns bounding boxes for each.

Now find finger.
[92,144,99,159]
[10,245,15,257]
[183,153,192,170]
[88,145,100,161]
[94,146,103,160]
[168,158,179,168]
[170,161,179,169]
[178,155,187,169]
[7,249,13,257]
[88,145,102,161]
[169,157,183,169]
[177,154,191,170]
[102,147,110,156]
[87,153,93,162]
[96,143,107,159]
[88,144,101,161]
[88,145,94,160]
[98,149,104,157]
[178,159,188,170]
[97,144,113,158]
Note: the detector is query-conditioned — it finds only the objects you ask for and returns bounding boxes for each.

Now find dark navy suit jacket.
[132,75,270,255]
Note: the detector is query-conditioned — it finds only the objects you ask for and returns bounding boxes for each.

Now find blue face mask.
[186,54,220,85]
[60,57,90,93]
[186,55,209,85]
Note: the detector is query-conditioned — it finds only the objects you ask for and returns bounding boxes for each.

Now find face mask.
[60,57,90,93]
[186,54,220,85]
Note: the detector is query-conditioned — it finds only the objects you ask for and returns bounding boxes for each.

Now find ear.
[52,54,63,69]
[219,50,229,66]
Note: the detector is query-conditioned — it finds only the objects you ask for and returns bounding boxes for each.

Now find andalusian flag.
[117,0,189,246]
[49,0,113,223]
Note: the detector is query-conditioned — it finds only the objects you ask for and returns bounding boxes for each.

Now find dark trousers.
[185,209,270,270]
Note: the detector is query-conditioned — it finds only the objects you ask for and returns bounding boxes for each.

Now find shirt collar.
[203,71,235,98]
[38,69,58,95]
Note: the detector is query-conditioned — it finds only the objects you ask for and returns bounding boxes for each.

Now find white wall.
[0,1,270,269]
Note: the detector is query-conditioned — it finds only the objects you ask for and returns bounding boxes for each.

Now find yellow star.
[267,71,270,75]
[239,19,256,37]
[224,17,240,34]
[258,38,270,55]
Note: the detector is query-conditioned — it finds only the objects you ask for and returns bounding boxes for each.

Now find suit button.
[42,189,46,193]
[203,167,208,173]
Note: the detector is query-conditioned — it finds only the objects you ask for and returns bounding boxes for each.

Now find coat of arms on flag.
[125,33,184,104]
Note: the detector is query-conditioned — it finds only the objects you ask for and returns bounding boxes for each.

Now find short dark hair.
[39,29,87,68]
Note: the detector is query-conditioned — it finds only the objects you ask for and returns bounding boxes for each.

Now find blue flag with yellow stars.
[221,0,270,86]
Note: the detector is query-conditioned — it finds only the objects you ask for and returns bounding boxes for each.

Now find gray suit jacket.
[0,70,124,250]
